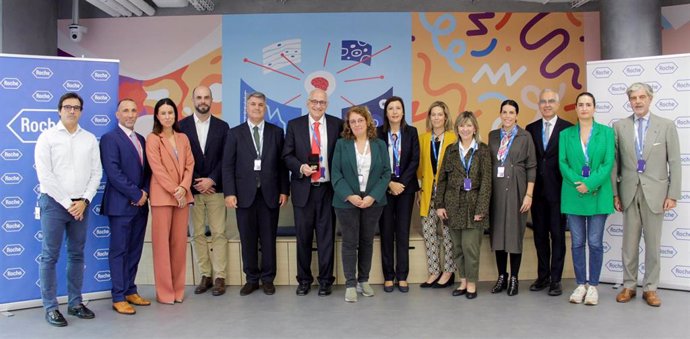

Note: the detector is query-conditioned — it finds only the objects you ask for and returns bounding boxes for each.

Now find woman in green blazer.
[332,106,390,303]
[559,92,615,306]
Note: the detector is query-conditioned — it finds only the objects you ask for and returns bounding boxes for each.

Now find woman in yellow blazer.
[559,92,614,306]
[417,101,457,288]
[146,98,195,305]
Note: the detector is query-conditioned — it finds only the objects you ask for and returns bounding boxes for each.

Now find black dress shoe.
[262,282,276,295]
[45,310,67,327]
[296,283,311,296]
[507,276,519,296]
[240,282,260,296]
[420,275,441,288]
[452,288,467,297]
[317,284,332,296]
[67,304,95,319]
[466,291,478,299]
[529,277,551,292]
[397,282,409,293]
[548,281,563,296]
[433,273,455,288]
[195,275,213,294]
[491,274,508,294]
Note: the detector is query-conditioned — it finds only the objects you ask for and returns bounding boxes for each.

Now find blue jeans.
[567,214,607,286]
[39,194,88,312]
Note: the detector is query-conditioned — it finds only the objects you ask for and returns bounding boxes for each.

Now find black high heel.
[491,274,508,293]
[420,275,441,288]
[433,273,455,288]
[507,276,519,296]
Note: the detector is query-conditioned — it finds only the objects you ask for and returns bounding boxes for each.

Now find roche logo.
[2,220,24,232]
[623,102,633,112]
[3,267,25,280]
[62,80,83,91]
[592,67,612,78]
[93,226,110,238]
[32,67,54,79]
[606,224,623,237]
[675,117,690,129]
[94,270,111,282]
[655,62,677,74]
[92,204,101,215]
[595,101,613,114]
[1,172,23,184]
[6,109,59,143]
[35,254,41,264]
[1,149,23,161]
[644,81,662,93]
[34,230,43,242]
[638,263,645,274]
[3,244,25,256]
[660,245,678,258]
[673,79,690,92]
[32,90,54,102]
[93,248,109,260]
[2,196,23,208]
[679,191,690,203]
[672,265,690,278]
[1,77,22,89]
[607,119,620,127]
[663,209,677,221]
[33,184,40,195]
[602,241,611,253]
[605,260,624,272]
[608,83,628,95]
[672,228,690,241]
[91,115,111,127]
[98,181,106,193]
[91,92,111,104]
[655,99,678,111]
[622,64,644,77]
[681,154,690,166]
[91,70,111,81]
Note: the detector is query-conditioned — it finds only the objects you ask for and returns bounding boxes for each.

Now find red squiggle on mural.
[566,13,582,26]
[413,52,467,123]
[495,13,512,30]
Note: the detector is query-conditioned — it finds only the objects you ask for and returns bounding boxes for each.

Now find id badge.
[254,159,262,171]
[637,159,646,173]
[34,206,41,220]
[582,165,590,178]
[497,166,505,178]
[463,178,472,191]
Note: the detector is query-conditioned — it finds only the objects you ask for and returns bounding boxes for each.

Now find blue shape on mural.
[341,40,372,66]
[240,79,302,131]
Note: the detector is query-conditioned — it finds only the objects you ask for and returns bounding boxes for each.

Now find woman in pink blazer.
[146,98,195,304]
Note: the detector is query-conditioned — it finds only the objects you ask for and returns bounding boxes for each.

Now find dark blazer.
[525,117,573,202]
[376,125,420,193]
[99,127,150,216]
[223,121,289,209]
[179,115,229,194]
[331,138,391,209]
[282,114,343,207]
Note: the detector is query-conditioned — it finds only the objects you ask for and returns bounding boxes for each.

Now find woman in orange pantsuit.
[146,98,194,304]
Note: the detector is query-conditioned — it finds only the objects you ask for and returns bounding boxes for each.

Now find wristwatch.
[83,198,90,206]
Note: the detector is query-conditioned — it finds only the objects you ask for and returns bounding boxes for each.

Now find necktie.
[497,130,511,162]
[252,125,261,158]
[130,132,143,165]
[311,122,322,181]
[543,121,551,149]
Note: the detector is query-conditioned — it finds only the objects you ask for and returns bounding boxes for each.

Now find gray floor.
[2,280,689,338]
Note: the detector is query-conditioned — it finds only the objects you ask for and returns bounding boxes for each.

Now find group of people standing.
[35,81,680,326]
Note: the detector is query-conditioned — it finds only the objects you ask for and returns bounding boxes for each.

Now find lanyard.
[578,123,594,165]
[459,146,475,177]
[497,126,518,165]
[431,133,444,170]
[635,117,649,160]
[388,131,401,171]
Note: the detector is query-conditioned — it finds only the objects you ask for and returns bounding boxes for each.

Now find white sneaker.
[356,282,375,297]
[584,286,598,306]
[345,287,357,302]
[569,284,587,304]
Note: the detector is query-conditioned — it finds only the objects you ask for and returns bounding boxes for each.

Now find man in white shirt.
[35,92,102,327]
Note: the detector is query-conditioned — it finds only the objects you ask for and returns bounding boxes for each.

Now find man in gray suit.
[612,82,681,307]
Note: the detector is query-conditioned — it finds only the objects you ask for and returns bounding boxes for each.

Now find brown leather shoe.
[211,278,226,296]
[616,288,637,303]
[195,275,213,294]
[642,291,662,307]
[112,301,136,315]
[125,293,151,306]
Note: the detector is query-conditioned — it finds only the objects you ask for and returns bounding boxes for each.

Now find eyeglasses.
[309,99,327,106]
[61,105,82,112]
[349,119,366,125]
[538,99,557,105]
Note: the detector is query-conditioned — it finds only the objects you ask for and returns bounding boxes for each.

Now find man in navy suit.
[180,86,229,296]
[525,89,573,296]
[223,91,289,296]
[100,99,151,314]
[282,89,343,296]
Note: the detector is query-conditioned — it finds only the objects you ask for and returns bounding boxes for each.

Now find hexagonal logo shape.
[34,230,43,242]
[93,248,109,260]
[673,79,690,92]
[94,270,111,282]
[3,267,25,280]
[33,184,40,195]
[644,81,662,93]
[659,245,678,258]
[91,92,111,104]
[605,260,624,272]
[91,70,111,81]
[607,118,620,127]
[602,241,611,254]
[62,79,83,91]
[608,83,628,95]
[679,191,690,203]
[622,64,644,77]
[35,254,41,264]
[92,204,102,215]
[674,117,690,129]
[98,181,106,193]
[592,67,612,78]
[671,265,690,278]
[2,244,25,256]
[2,220,24,232]
[32,67,54,79]
[1,172,22,184]
[623,101,633,112]
[681,154,690,167]
[655,99,678,111]
[655,62,678,74]
[664,209,678,221]
[1,77,22,90]
[638,262,645,274]
[93,226,110,238]
[595,101,613,114]
[32,90,53,103]
[606,224,624,237]
[0,149,23,161]
[1,196,23,208]
[91,115,111,127]
[672,228,690,241]
[6,108,59,144]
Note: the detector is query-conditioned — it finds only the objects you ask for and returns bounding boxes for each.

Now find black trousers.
[531,195,566,282]
[379,191,415,281]
[236,190,278,284]
[293,183,336,286]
